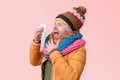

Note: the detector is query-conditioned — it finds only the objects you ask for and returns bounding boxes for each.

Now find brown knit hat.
[55,6,87,32]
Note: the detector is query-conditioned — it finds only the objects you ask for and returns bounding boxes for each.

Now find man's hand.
[33,27,44,44]
[45,39,60,53]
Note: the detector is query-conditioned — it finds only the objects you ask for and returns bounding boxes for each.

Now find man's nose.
[54,26,57,29]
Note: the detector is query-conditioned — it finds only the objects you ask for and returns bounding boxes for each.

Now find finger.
[36,31,42,35]
[35,27,44,31]
[34,28,44,34]
[43,48,48,53]
[44,48,47,51]
[56,39,60,46]
[50,39,53,44]
[46,43,49,48]
[34,32,42,37]
[35,30,43,34]
[48,41,51,45]
[34,31,43,37]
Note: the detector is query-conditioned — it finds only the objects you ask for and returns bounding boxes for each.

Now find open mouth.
[53,31,59,37]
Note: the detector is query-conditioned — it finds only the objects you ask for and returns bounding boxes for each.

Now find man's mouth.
[53,31,59,37]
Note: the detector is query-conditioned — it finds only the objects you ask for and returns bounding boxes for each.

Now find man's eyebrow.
[58,22,62,24]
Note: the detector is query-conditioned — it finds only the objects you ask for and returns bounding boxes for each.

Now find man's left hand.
[45,39,60,53]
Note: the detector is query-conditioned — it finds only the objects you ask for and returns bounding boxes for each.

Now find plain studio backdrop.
[0,0,120,80]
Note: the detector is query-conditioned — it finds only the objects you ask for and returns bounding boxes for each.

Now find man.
[30,6,87,80]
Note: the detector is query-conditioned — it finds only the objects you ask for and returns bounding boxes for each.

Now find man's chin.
[54,35,60,39]
[54,36,59,39]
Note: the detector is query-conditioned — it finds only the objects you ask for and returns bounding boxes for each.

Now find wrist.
[49,49,58,55]
[33,39,41,44]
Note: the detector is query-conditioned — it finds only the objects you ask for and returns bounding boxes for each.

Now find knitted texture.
[44,33,83,51]
[61,39,85,55]
[43,33,84,56]
[56,6,87,31]
[58,33,83,50]
[43,38,85,56]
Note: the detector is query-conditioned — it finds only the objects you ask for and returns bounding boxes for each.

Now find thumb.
[43,48,48,54]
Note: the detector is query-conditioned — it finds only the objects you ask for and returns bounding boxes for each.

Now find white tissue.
[39,24,46,38]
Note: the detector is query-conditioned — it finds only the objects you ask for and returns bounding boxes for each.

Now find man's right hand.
[33,27,44,44]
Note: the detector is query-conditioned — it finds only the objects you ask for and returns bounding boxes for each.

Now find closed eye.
[58,23,63,27]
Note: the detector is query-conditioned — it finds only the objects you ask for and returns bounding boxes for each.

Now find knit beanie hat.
[55,6,87,32]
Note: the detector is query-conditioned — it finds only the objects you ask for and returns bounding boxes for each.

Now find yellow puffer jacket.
[30,42,86,80]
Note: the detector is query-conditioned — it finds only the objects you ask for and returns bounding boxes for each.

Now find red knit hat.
[56,6,87,32]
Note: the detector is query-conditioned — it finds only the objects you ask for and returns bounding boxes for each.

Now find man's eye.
[54,23,56,25]
[58,23,63,26]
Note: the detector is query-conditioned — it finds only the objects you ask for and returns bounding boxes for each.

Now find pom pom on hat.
[56,6,87,32]
[77,6,87,15]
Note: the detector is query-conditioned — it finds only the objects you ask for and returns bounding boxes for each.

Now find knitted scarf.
[44,32,84,53]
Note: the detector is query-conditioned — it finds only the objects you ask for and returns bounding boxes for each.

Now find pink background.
[0,0,120,80]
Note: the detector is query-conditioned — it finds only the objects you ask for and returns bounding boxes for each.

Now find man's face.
[53,20,67,39]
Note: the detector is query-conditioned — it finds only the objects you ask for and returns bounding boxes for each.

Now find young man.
[30,6,87,80]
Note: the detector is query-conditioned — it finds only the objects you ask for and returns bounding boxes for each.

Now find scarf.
[43,32,85,55]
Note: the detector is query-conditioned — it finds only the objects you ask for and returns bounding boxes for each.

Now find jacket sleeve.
[49,46,86,80]
[29,41,44,66]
